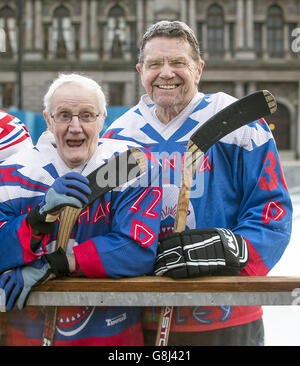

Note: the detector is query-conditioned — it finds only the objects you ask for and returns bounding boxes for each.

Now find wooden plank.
[34,276,300,293]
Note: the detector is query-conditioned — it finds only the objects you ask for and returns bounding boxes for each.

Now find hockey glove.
[0,248,69,310]
[27,172,91,234]
[154,228,249,278]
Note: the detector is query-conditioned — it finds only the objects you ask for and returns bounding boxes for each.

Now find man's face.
[137,37,204,117]
[44,83,103,168]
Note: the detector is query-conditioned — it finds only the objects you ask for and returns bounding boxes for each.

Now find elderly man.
[0,73,162,346]
[104,21,292,346]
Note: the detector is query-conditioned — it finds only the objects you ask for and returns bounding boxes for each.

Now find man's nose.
[159,61,176,78]
[68,115,83,131]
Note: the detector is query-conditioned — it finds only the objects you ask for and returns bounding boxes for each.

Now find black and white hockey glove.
[154,228,249,278]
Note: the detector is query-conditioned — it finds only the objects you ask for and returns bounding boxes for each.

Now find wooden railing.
[12,276,298,308]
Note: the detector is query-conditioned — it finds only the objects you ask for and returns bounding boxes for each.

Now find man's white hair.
[43,73,107,117]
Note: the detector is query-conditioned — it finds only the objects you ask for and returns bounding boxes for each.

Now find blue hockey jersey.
[104,91,293,332]
[0,130,162,345]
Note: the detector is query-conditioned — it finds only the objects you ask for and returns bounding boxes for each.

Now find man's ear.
[136,63,142,73]
[199,59,205,74]
[195,59,205,86]
[43,111,53,132]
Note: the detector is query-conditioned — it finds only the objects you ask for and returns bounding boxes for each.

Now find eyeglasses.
[50,111,101,124]
[141,58,190,71]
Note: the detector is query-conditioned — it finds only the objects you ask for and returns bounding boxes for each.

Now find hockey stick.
[41,148,147,346]
[155,90,277,346]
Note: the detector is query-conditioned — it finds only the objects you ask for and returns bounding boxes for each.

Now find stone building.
[0,0,299,158]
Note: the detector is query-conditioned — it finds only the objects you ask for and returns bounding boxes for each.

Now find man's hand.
[0,248,70,310]
[155,228,249,278]
[27,172,91,233]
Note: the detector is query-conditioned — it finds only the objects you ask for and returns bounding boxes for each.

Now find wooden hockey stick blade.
[41,148,147,346]
[155,90,277,346]
[189,90,277,155]
[175,90,276,232]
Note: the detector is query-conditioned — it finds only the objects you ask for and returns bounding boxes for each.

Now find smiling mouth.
[67,139,84,147]
[156,84,180,90]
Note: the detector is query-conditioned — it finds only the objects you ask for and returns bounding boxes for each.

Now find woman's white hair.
[43,73,107,117]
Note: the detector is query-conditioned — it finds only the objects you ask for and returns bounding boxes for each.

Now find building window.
[52,5,73,59]
[0,83,14,109]
[74,23,80,59]
[267,5,284,58]
[43,23,50,59]
[254,23,263,57]
[107,5,126,59]
[197,22,203,50]
[229,22,235,54]
[0,6,17,58]
[109,83,125,106]
[265,103,291,150]
[207,4,224,56]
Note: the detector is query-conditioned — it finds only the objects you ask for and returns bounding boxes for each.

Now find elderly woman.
[0,73,162,346]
